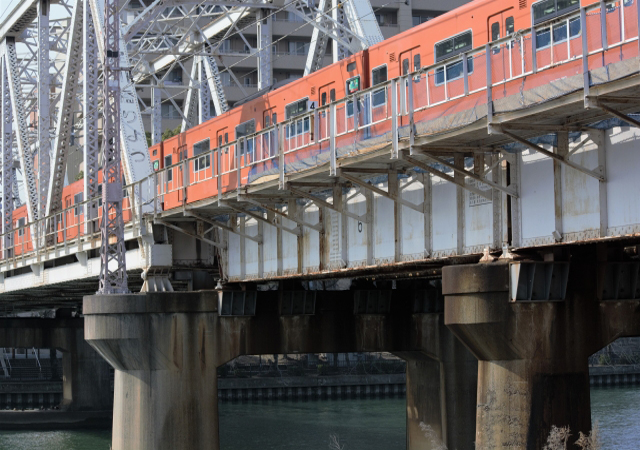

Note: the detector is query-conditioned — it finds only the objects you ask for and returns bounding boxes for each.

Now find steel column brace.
[338,171,423,214]
[287,187,368,223]
[37,0,52,224]
[238,196,323,232]
[219,201,301,236]
[402,153,492,201]
[155,219,223,248]
[419,153,517,198]
[499,128,605,181]
[184,210,261,242]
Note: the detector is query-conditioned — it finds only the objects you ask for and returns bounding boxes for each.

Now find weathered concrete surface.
[0,318,112,412]
[443,252,640,450]
[84,288,478,450]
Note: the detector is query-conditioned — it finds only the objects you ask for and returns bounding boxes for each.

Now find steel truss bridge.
[2,0,640,311]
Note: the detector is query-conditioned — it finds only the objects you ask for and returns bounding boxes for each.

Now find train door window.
[264,114,271,128]
[330,89,336,102]
[321,92,327,106]
[491,22,500,41]
[236,120,256,157]
[435,30,472,62]
[402,58,410,75]
[414,54,421,72]
[506,17,514,36]
[225,133,229,143]
[74,193,83,216]
[371,65,388,108]
[347,100,354,117]
[193,138,211,172]
[218,135,223,147]
[164,155,173,181]
[272,113,277,125]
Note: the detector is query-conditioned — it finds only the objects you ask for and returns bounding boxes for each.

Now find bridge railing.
[1,0,639,270]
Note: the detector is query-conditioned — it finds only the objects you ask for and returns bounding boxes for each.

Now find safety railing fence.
[1,1,639,268]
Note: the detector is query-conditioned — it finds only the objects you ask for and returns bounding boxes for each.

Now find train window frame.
[346,100,354,117]
[414,54,421,72]
[264,114,271,128]
[491,22,500,41]
[193,138,211,172]
[434,30,473,63]
[371,64,388,86]
[532,0,579,25]
[164,155,173,181]
[321,92,327,106]
[506,16,515,35]
[235,119,256,157]
[434,56,474,86]
[330,89,336,102]
[535,16,581,51]
[285,98,309,120]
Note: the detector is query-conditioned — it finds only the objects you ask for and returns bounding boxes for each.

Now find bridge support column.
[443,258,640,449]
[398,314,477,450]
[84,292,245,450]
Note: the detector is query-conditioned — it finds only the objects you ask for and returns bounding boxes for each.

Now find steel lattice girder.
[37,0,52,226]
[1,59,14,259]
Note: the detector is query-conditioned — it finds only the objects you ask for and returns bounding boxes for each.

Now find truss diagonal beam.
[37,0,51,224]
[202,55,229,115]
[5,38,37,222]
[339,171,424,213]
[47,0,84,216]
[84,0,100,228]
[1,59,14,258]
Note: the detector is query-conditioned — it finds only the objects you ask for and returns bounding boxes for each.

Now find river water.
[0,386,637,449]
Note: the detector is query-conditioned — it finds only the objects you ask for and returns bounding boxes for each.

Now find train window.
[402,59,409,76]
[536,16,580,50]
[193,138,211,172]
[153,149,157,156]
[506,17,514,35]
[414,55,421,72]
[321,92,327,106]
[347,61,356,72]
[346,76,360,95]
[272,113,277,125]
[532,0,579,25]
[225,133,229,143]
[218,136,223,147]
[17,217,25,237]
[347,100,354,117]
[435,57,474,85]
[164,155,173,181]
[435,30,472,63]
[372,65,388,86]
[236,120,256,156]
[624,0,634,6]
[74,193,83,216]
[330,89,336,102]
[285,98,308,120]
[265,115,271,127]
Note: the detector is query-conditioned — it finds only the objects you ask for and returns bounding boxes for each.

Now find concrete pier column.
[443,260,640,449]
[398,314,478,450]
[84,292,248,450]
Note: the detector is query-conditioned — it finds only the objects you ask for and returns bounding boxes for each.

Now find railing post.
[486,43,494,128]
[183,160,189,205]
[153,171,158,216]
[330,102,337,176]
[237,137,243,193]
[408,74,415,154]
[391,79,398,159]
[278,124,285,190]
[600,0,608,51]
[313,109,319,143]
[463,52,469,95]
[581,7,591,105]
[217,145,222,205]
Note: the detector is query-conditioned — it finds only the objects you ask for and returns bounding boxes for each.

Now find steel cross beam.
[304,0,331,75]
[256,8,272,89]
[46,0,84,217]
[98,0,128,294]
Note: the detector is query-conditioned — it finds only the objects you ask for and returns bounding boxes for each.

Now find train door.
[399,48,420,125]
[488,11,515,81]
[318,82,334,142]
[216,128,229,180]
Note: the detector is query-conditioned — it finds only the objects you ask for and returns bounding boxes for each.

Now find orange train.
[4,0,635,255]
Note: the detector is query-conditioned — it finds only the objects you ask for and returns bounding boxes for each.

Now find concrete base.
[443,258,640,449]
[84,289,478,450]
[0,318,112,412]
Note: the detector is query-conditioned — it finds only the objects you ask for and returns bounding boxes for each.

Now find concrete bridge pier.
[0,318,112,412]
[443,257,640,450]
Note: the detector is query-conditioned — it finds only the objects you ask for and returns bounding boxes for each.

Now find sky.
[0,1,22,23]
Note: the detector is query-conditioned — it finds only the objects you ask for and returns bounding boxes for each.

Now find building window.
[193,139,211,172]
[412,14,433,27]
[244,76,253,87]
[288,41,309,55]
[435,30,472,63]
[161,103,182,119]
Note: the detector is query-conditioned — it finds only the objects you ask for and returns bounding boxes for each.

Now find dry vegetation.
[544,423,601,450]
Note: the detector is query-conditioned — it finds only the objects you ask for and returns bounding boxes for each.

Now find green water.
[0,386,637,449]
